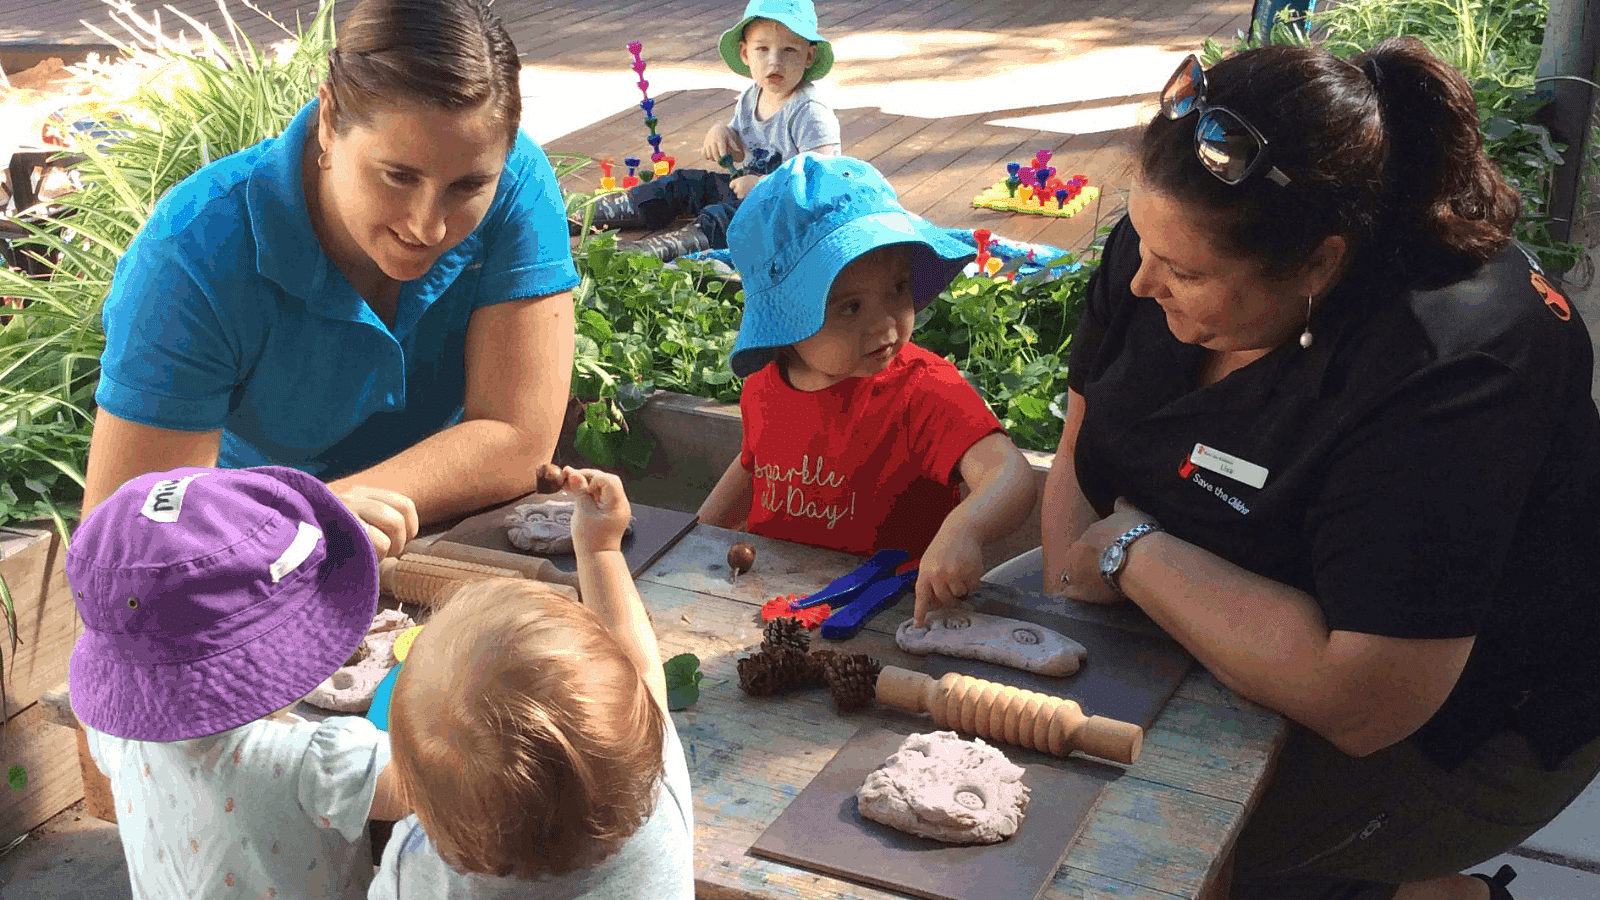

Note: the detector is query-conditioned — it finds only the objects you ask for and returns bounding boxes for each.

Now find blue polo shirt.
[96,100,579,479]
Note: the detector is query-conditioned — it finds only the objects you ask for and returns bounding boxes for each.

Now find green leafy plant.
[568,234,746,468]
[1202,0,1584,274]
[915,249,1100,453]
[663,652,704,711]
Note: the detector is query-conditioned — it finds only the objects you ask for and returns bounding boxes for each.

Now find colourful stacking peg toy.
[623,157,641,189]
[973,228,992,272]
[973,151,1101,219]
[599,158,616,191]
[627,41,673,180]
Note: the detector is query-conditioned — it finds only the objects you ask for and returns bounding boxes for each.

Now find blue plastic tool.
[819,561,919,641]
[790,549,910,610]
[366,662,402,731]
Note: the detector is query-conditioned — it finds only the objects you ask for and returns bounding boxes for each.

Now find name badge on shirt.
[1187,443,1268,489]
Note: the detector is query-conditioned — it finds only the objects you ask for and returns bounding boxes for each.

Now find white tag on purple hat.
[139,473,207,523]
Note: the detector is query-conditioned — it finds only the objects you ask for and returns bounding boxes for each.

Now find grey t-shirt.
[730,81,841,167]
[367,720,694,900]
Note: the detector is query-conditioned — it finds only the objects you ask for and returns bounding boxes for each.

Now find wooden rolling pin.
[377,552,577,606]
[875,666,1144,765]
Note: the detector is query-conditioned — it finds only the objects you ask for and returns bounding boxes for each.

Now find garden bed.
[0,525,83,845]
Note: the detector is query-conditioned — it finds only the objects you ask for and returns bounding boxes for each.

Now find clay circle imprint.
[1010,627,1041,645]
[940,615,972,630]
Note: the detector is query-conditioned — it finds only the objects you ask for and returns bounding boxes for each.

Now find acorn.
[727,541,756,583]
[535,463,564,494]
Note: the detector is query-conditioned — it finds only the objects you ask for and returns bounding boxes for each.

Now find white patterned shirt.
[85,715,389,900]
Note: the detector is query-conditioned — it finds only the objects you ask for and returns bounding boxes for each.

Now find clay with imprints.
[856,730,1029,844]
[897,607,1087,676]
[305,608,415,713]
[504,500,634,555]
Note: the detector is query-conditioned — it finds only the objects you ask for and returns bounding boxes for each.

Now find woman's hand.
[335,485,419,559]
[702,124,744,164]
[565,468,633,555]
[1060,497,1158,604]
[914,523,984,627]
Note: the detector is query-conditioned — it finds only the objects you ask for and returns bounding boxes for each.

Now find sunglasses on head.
[1161,54,1291,188]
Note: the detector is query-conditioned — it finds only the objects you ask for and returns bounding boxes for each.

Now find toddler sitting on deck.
[370,468,694,899]
[67,466,409,900]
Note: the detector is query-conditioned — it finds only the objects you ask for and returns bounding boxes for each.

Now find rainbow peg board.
[973,181,1100,218]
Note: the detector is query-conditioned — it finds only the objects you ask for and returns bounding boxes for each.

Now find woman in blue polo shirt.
[80,0,578,552]
[1010,40,1600,900]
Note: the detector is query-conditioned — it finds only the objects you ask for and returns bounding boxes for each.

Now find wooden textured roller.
[377,554,524,607]
[874,666,1143,765]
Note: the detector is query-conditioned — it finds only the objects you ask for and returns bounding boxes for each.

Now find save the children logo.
[1180,443,1264,515]
[1530,271,1571,321]
[753,454,855,529]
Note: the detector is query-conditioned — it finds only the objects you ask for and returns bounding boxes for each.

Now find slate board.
[912,596,1194,731]
[750,723,1116,900]
[438,493,698,578]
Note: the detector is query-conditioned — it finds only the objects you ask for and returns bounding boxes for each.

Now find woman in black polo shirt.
[1034,38,1600,900]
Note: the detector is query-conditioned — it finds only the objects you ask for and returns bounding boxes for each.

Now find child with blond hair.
[697,154,1038,627]
[586,0,841,261]
[68,467,411,899]
[369,468,694,899]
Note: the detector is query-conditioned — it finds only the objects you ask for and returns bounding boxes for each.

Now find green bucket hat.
[719,0,834,82]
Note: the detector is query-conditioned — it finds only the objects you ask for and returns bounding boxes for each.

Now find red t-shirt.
[739,342,1004,558]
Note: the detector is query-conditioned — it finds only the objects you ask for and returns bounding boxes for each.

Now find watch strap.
[1101,522,1163,596]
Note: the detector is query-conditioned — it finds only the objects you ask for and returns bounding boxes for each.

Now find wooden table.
[638,524,1289,900]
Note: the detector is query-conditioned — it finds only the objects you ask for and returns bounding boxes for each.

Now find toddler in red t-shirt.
[696,154,1037,625]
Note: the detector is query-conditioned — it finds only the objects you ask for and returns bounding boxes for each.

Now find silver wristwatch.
[1100,522,1163,597]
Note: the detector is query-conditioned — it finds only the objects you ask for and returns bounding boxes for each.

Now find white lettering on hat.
[140,473,208,523]
[269,522,323,583]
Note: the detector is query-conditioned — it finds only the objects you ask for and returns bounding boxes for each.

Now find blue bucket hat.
[728,155,974,378]
[720,0,834,82]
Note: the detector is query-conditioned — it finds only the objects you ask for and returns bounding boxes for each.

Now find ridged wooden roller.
[874,666,1143,765]
[377,554,524,607]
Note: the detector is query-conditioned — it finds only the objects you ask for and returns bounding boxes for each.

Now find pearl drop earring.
[1299,295,1314,349]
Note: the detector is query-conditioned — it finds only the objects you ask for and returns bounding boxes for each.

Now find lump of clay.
[306,608,415,713]
[896,607,1087,676]
[856,731,1030,844]
[505,500,577,554]
[505,500,633,555]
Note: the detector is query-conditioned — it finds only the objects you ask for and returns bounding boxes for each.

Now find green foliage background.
[1206,0,1584,273]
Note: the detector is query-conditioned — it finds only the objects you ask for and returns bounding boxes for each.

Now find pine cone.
[806,648,839,688]
[762,617,811,654]
[736,647,814,696]
[822,652,882,712]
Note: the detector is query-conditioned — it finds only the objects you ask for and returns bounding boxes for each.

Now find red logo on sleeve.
[1178,453,1197,479]
[1531,272,1571,321]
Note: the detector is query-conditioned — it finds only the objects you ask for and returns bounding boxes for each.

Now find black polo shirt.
[1068,216,1600,770]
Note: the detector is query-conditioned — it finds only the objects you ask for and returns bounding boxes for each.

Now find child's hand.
[563,468,633,555]
[913,523,984,627]
[702,124,744,164]
[730,174,762,198]
[333,485,419,559]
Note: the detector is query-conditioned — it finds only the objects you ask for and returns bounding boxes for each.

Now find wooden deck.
[2,0,1252,251]
[549,86,1144,253]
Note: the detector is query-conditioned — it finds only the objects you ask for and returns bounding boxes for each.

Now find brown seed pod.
[534,463,564,494]
[727,542,756,579]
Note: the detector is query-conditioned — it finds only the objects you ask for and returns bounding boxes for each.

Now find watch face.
[1101,543,1125,575]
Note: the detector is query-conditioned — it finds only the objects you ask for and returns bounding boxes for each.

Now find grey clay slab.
[910,596,1194,730]
[439,494,697,578]
[750,723,1115,900]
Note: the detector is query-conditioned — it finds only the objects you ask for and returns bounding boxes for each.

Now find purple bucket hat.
[67,466,378,742]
